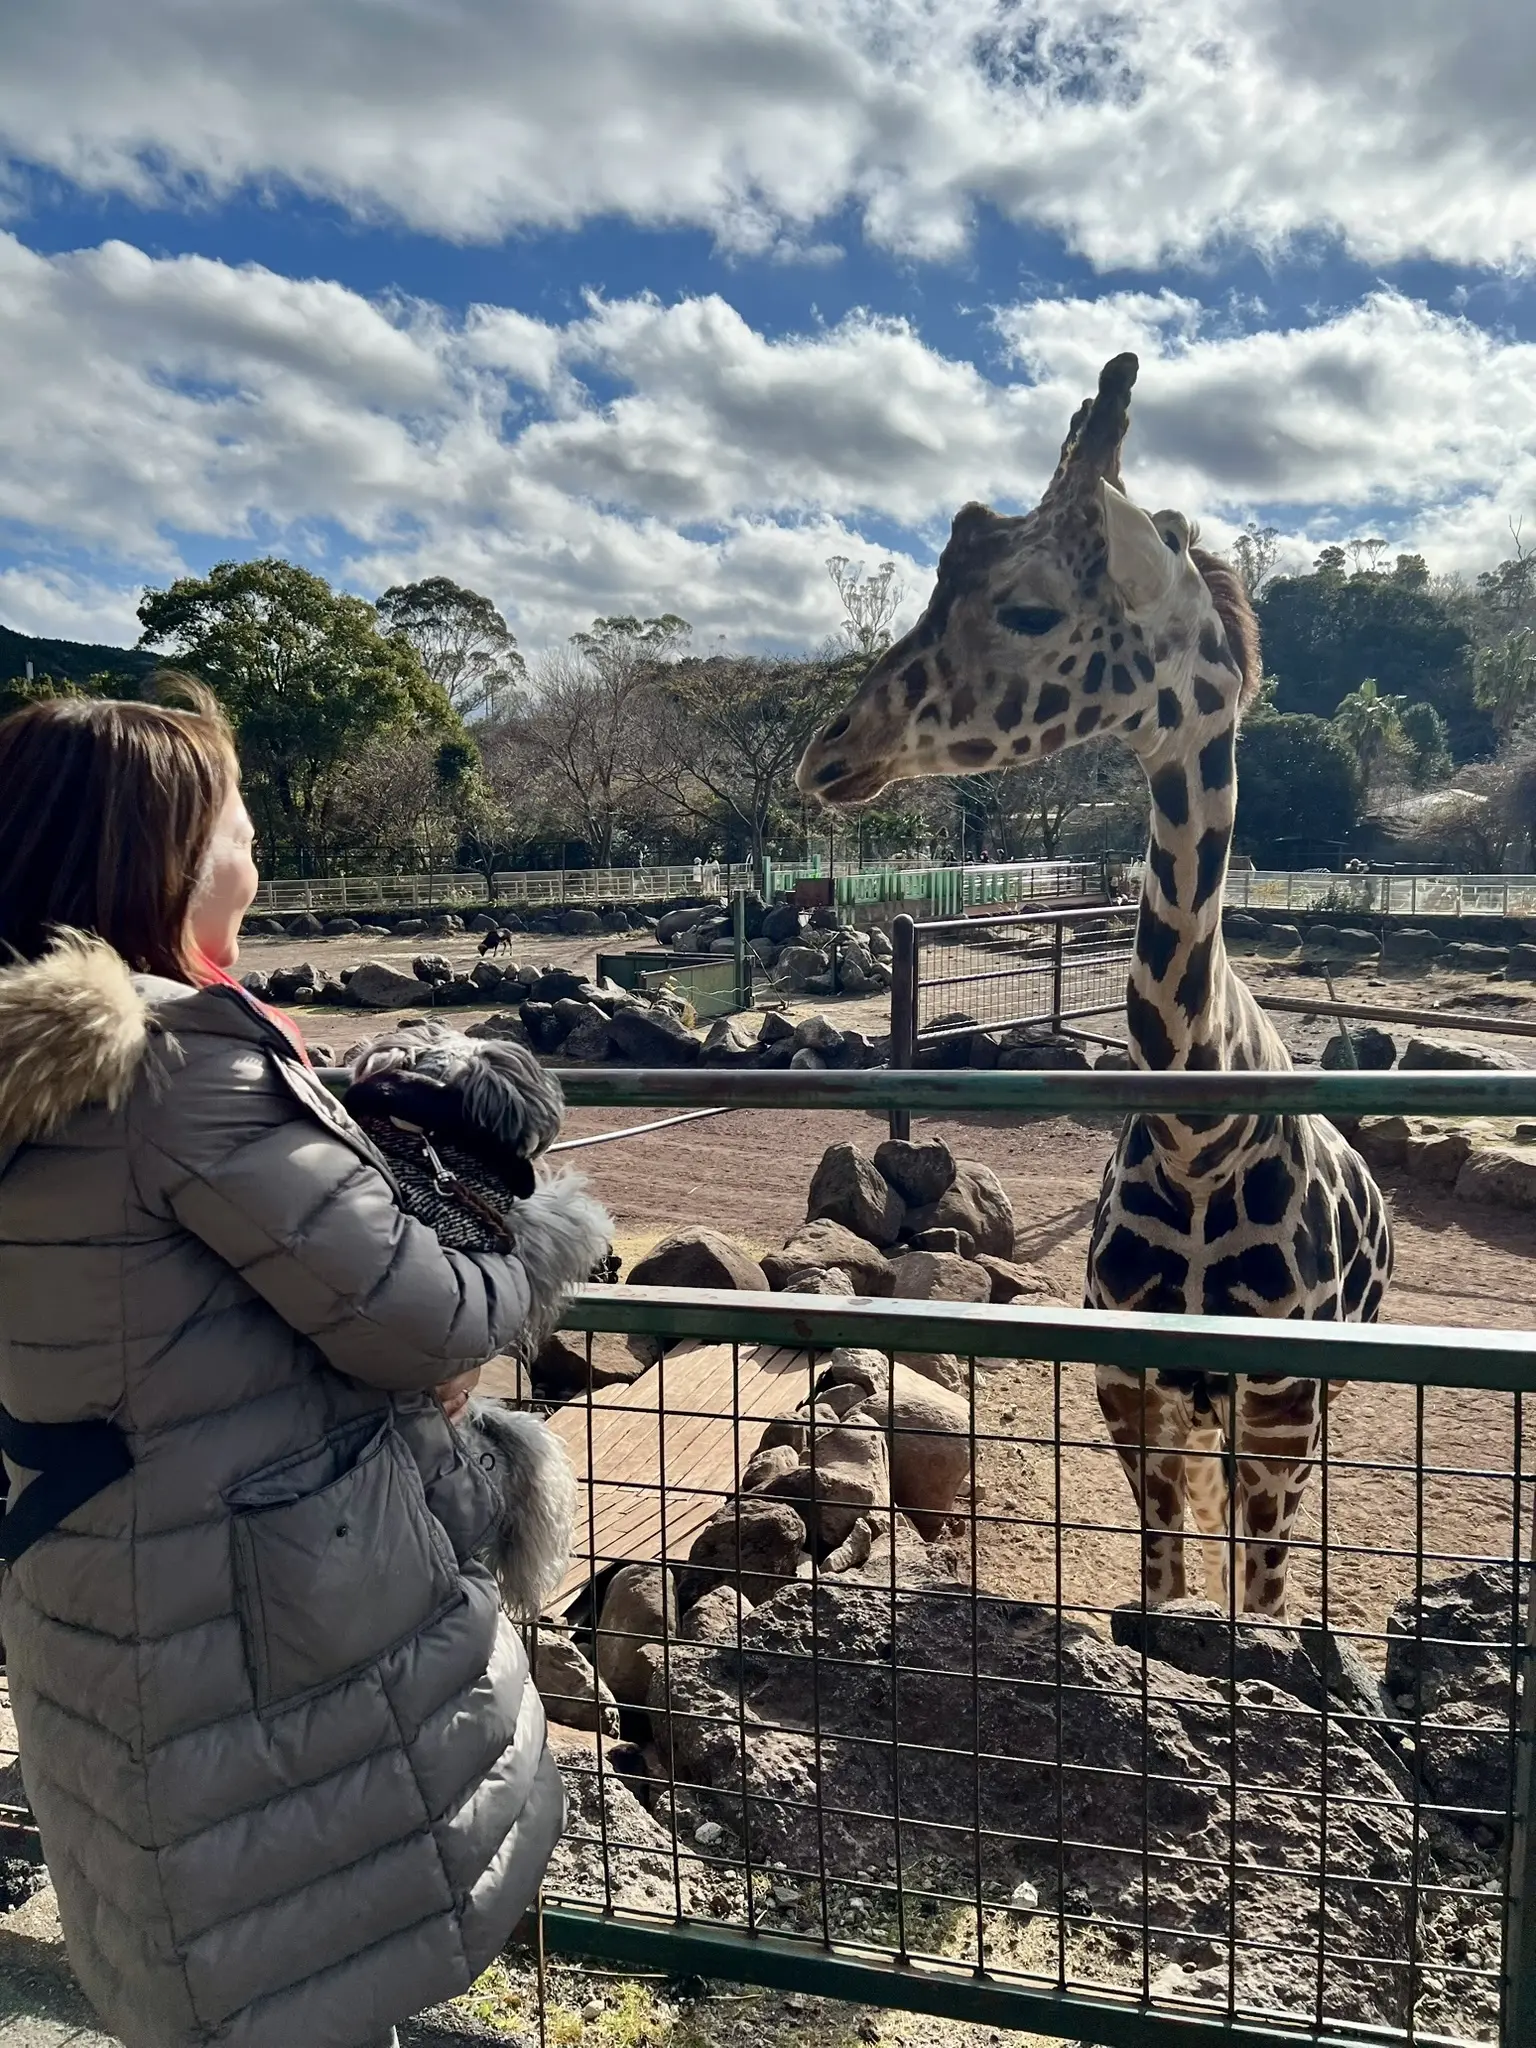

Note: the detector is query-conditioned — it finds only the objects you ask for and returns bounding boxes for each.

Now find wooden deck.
[501,1340,817,1614]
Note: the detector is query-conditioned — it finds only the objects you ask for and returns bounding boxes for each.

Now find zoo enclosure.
[537,1065,1536,2048]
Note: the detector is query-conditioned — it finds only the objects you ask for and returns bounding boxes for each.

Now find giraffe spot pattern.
[917,701,942,724]
[1204,1185,1239,1242]
[1122,711,1144,730]
[1242,1154,1296,1228]
[1058,655,1077,675]
[1075,705,1102,737]
[1202,1242,1294,1313]
[1033,681,1071,724]
[1174,935,1214,1018]
[1120,1169,1194,1234]
[1126,983,1174,1066]
[1040,724,1067,754]
[1199,620,1238,673]
[902,661,929,707]
[1188,1122,1246,1176]
[1135,904,1179,981]
[1150,765,1189,827]
[1012,733,1033,755]
[1199,731,1234,791]
[1096,1225,1190,1312]
[1134,649,1157,682]
[1192,826,1227,911]
[952,737,997,766]
[1147,841,1178,905]
[1083,651,1106,693]
[948,683,977,726]
[1156,689,1182,729]
[1111,662,1136,694]
[1193,676,1224,716]
[996,683,1027,730]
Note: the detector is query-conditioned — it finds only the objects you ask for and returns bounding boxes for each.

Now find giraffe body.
[795,351,1393,1620]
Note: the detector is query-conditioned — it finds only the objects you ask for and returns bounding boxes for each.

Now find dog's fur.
[461,1399,578,1619]
[349,1020,566,1162]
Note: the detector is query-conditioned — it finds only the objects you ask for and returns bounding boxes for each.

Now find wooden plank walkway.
[524,1340,816,1615]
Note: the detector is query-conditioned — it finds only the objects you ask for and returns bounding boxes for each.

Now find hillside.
[0,621,159,690]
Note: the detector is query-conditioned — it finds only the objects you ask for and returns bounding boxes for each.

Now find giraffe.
[794,352,1393,1620]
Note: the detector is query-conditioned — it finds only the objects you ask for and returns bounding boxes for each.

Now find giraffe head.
[796,352,1260,806]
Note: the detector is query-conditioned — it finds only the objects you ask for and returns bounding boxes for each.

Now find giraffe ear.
[1100,480,1178,613]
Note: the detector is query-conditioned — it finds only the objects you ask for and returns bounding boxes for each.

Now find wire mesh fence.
[538,1291,1536,2048]
[894,904,1137,1046]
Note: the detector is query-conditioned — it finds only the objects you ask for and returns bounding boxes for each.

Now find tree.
[827,556,902,661]
[1472,628,1536,739]
[1398,700,1453,788]
[510,615,687,866]
[652,653,858,878]
[1235,712,1361,863]
[375,577,527,723]
[329,730,476,877]
[1231,523,1280,599]
[137,558,451,874]
[1331,679,1409,805]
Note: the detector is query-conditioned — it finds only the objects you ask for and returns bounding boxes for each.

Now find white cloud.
[0,1,1532,271]
[0,566,143,644]
[0,235,1533,655]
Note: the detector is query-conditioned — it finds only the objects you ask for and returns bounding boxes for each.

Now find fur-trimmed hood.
[0,933,152,1149]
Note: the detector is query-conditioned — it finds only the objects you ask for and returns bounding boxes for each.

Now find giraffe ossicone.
[795,351,1393,1621]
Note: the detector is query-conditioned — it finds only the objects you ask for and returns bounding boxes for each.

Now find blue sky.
[1,0,1533,658]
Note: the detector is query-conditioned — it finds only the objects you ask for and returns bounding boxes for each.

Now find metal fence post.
[1050,919,1065,1034]
[1507,1504,1536,2048]
[732,889,750,1014]
[889,915,916,1142]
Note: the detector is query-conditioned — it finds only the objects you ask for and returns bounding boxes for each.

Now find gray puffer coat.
[0,936,606,2048]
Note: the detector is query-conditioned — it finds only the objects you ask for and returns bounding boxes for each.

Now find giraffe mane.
[1190,544,1262,715]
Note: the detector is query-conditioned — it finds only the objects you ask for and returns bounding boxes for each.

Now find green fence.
[764,857,1106,917]
[538,1066,1536,2048]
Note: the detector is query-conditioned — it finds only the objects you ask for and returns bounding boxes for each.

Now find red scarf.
[191,953,313,1068]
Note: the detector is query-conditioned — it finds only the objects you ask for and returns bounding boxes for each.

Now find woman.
[0,686,609,2048]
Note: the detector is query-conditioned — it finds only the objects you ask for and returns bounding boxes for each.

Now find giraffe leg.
[1096,1366,1197,1607]
[1182,1418,1232,1609]
[1232,1378,1324,1619]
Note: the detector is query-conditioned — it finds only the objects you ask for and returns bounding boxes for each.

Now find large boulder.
[656,1581,1417,2027]
[1441,941,1508,974]
[762,1418,890,1546]
[535,1632,619,1737]
[607,1005,703,1066]
[903,1160,1015,1258]
[597,1565,678,1707]
[678,1497,808,1610]
[561,907,603,934]
[996,1034,1090,1071]
[561,1010,615,1061]
[1385,1565,1524,1820]
[286,912,324,938]
[806,1143,905,1247]
[861,1362,972,1537]
[873,1138,957,1207]
[530,966,590,1005]
[412,953,456,984]
[888,1250,991,1303]
[267,963,319,1004]
[1383,926,1443,964]
[974,1254,1061,1304]
[700,1017,761,1065]
[1256,921,1302,957]
[1454,1144,1536,1210]
[763,1220,894,1295]
[762,901,803,945]
[1222,912,1265,954]
[1400,1036,1526,1072]
[1320,1025,1396,1070]
[1507,942,1536,982]
[778,945,829,990]
[628,1227,768,1292]
[346,959,430,1009]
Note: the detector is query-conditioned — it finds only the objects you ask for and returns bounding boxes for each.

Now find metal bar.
[1507,1479,1536,2048]
[889,914,917,1142]
[562,1285,1536,1393]
[539,1908,1415,2048]
[547,1106,739,1152]
[914,902,1122,937]
[548,1067,1536,1114]
[1257,994,1536,1041]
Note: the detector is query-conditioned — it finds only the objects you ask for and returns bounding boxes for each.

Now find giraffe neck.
[1127,710,1239,1073]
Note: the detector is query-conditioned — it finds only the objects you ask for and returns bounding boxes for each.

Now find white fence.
[249,864,754,913]
[1226,870,1536,918]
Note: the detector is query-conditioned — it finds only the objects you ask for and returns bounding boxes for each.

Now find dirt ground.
[241,922,1536,1660]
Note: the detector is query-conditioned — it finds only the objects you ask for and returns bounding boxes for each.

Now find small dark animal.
[477,928,516,958]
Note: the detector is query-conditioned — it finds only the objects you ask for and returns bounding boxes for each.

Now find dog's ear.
[343,1070,460,1129]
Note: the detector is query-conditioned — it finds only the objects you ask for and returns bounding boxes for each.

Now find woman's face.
[188,780,259,970]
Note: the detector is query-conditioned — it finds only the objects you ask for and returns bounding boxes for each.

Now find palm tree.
[1332,678,1408,806]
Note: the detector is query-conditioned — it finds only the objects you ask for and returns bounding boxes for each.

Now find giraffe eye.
[1162,530,1181,552]
[997,604,1064,636]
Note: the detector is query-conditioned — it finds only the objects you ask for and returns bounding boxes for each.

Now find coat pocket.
[227,1413,460,1712]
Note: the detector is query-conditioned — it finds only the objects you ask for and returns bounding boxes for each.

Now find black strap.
[0,1406,132,1563]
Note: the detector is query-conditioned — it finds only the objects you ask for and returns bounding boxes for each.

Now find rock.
[966,1031,1001,1069]
[529,1332,644,1399]
[895,1351,966,1394]
[1222,912,1264,953]
[888,1250,992,1303]
[701,1017,760,1065]
[904,1160,1015,1259]
[1401,1036,1525,1072]
[866,926,893,960]
[529,967,589,1005]
[597,1565,678,1707]
[1405,1129,1474,1185]
[679,1497,808,1609]
[346,959,430,1008]
[323,915,361,935]
[267,962,320,1003]
[762,901,803,944]
[777,1265,856,1296]
[1454,1143,1536,1210]
[1257,921,1303,957]
[1507,943,1536,982]
[391,917,426,937]
[1320,1025,1396,1070]
[465,1011,532,1046]
[423,911,463,935]
[1383,926,1443,964]
[1112,1600,1329,1707]
[793,1014,843,1054]
[562,1011,615,1061]
[1442,941,1508,973]
[873,1139,957,1207]
[757,1011,795,1045]
[1351,1114,1411,1170]
[629,1227,768,1292]
[607,1005,702,1066]
[742,1443,804,1493]
[1094,1047,1134,1070]
[767,1418,890,1546]
[561,908,604,934]
[679,1583,753,1643]
[545,1726,694,1914]
[1385,1564,1526,1820]
[778,944,829,990]
[864,1364,972,1536]
[536,1633,620,1737]
[807,1143,905,1247]
[997,1033,1090,1071]
[974,1254,1060,1304]
[1301,923,1341,959]
[240,969,271,999]
[658,1580,1416,2025]
[470,958,506,991]
[764,1221,894,1295]
[907,1226,973,1255]
[286,912,324,938]
[789,1047,826,1070]
[469,912,501,933]
[1334,927,1382,958]
[520,1001,567,1053]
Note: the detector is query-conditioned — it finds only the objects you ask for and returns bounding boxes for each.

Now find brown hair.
[1191,546,1263,713]
[0,676,239,981]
